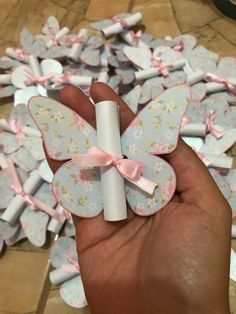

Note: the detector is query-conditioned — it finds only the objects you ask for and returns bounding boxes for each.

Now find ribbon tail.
[30,196,66,223]
[127,176,157,195]
[61,264,80,273]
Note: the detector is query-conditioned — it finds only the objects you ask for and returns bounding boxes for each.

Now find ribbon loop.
[206,111,224,139]
[9,119,25,143]
[151,56,170,77]
[131,30,142,46]
[72,146,157,195]
[205,73,236,95]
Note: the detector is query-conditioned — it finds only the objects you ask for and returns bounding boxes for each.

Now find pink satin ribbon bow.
[66,35,86,46]
[206,111,223,139]
[173,37,184,51]
[52,71,76,87]
[180,115,191,128]
[15,48,30,60]
[24,71,53,87]
[112,16,129,28]
[151,56,170,77]
[131,30,142,46]
[61,249,80,273]
[6,158,65,223]
[9,119,25,143]
[72,146,157,195]
[205,73,236,95]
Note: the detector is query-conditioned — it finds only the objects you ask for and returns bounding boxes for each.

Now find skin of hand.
[46,83,232,314]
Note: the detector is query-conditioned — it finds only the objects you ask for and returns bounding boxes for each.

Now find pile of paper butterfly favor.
[0,12,236,308]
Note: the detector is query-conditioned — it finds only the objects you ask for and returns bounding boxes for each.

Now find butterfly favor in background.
[29,85,190,221]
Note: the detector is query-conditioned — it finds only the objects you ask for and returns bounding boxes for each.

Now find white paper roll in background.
[47,204,66,234]
[50,267,78,285]
[28,55,42,78]
[5,47,29,62]
[102,12,142,38]
[135,59,186,81]
[97,71,109,83]
[232,225,236,239]
[67,28,89,63]
[1,170,42,224]
[47,27,70,48]
[180,123,207,137]
[95,101,127,221]
[203,154,233,169]
[0,74,12,85]
[187,70,205,85]
[69,75,93,86]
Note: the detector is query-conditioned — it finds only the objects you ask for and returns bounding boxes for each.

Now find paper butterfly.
[29,85,190,218]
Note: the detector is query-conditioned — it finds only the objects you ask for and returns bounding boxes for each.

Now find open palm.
[46,83,232,314]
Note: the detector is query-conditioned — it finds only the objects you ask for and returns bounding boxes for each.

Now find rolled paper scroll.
[47,204,66,234]
[102,12,142,38]
[1,169,42,224]
[0,153,8,169]
[50,267,78,285]
[5,47,29,62]
[28,55,42,78]
[202,153,233,169]
[121,30,148,48]
[97,71,109,83]
[134,59,186,81]
[232,225,236,239]
[95,101,127,221]
[0,118,41,137]
[186,70,205,86]
[47,26,70,48]
[67,28,89,64]
[205,80,236,94]
[180,123,207,137]
[0,74,12,85]
[69,75,93,87]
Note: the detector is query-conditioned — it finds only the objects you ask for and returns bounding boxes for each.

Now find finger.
[90,82,135,133]
[164,139,229,211]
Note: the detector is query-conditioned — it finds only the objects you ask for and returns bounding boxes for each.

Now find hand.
[46,83,232,314]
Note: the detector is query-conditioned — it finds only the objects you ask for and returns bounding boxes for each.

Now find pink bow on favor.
[180,115,191,128]
[24,72,54,87]
[151,56,170,77]
[131,30,142,46]
[61,249,80,273]
[66,35,86,46]
[72,146,157,195]
[205,73,236,95]
[206,111,223,139]
[15,48,30,60]
[6,158,65,223]
[112,16,128,28]
[173,38,184,51]
[9,119,25,143]
[52,71,76,87]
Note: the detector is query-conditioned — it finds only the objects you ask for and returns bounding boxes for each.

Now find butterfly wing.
[60,276,87,309]
[121,85,190,215]
[29,97,102,218]
[50,236,77,269]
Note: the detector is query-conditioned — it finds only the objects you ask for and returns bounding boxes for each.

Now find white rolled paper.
[232,225,236,239]
[135,59,186,81]
[5,47,29,62]
[50,267,78,285]
[47,204,65,234]
[47,27,70,48]
[0,153,8,169]
[0,118,41,137]
[203,154,233,169]
[205,79,236,94]
[121,30,148,48]
[187,70,205,86]
[28,55,42,78]
[0,74,12,85]
[102,12,142,38]
[180,123,207,137]
[95,101,127,221]
[1,170,42,224]
[69,75,93,86]
[97,71,109,83]
[67,28,89,63]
